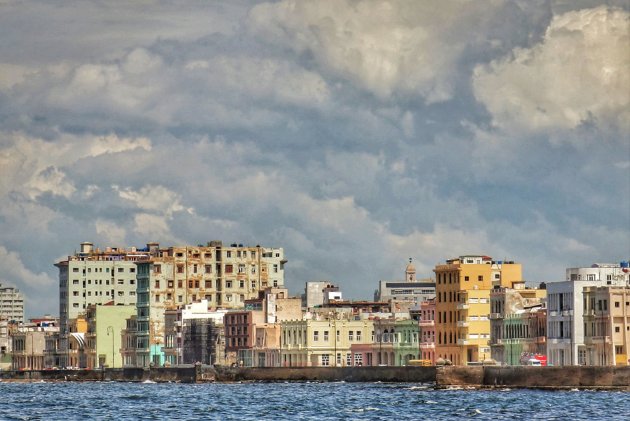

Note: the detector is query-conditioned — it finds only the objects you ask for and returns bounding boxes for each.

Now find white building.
[304,281,341,309]
[55,242,150,367]
[546,262,630,366]
[0,282,24,323]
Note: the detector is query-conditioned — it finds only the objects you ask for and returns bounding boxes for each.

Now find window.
[478,275,483,281]
[615,302,620,308]
[464,276,469,281]
[273,264,278,273]
[321,354,329,366]
[238,264,245,274]
[205,265,212,273]
[615,326,620,333]
[251,251,256,258]
[323,331,329,341]
[129,268,135,273]
[226,251,232,258]
[354,353,363,366]
[251,281,256,289]
[168,280,174,288]
[313,331,319,341]
[346,353,352,366]
[356,331,362,341]
[155,294,160,302]
[73,291,79,296]
[348,331,354,341]
[194,280,199,288]
[226,281,232,289]
[205,280,212,288]
[73,268,79,272]
[130,279,135,285]
[178,280,183,288]
[177,265,184,274]
[178,295,183,303]
[225,265,233,274]
[154,280,160,289]
[239,280,245,289]
[118,268,124,273]
[73,280,79,285]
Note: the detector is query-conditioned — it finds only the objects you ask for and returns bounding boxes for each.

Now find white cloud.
[249,0,497,102]
[0,131,151,198]
[113,184,193,218]
[0,246,55,289]
[95,219,127,245]
[473,6,630,133]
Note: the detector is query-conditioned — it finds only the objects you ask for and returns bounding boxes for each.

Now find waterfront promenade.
[1,365,629,390]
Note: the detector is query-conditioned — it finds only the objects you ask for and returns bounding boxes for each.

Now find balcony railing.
[419,343,435,349]
[456,321,469,328]
[489,313,503,320]
[418,320,435,327]
[456,303,469,310]
[584,335,611,344]
[457,339,469,345]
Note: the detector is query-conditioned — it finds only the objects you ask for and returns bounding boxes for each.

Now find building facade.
[135,242,286,367]
[582,286,630,366]
[0,282,24,323]
[489,282,547,365]
[375,259,436,310]
[434,255,523,365]
[55,242,147,367]
[546,262,629,366]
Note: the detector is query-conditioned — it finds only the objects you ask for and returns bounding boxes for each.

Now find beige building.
[281,316,374,367]
[582,286,630,366]
[434,255,523,365]
[135,242,287,367]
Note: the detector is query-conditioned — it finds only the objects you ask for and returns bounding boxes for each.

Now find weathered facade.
[134,242,286,367]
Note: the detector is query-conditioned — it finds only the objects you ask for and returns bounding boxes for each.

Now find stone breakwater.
[1,365,629,390]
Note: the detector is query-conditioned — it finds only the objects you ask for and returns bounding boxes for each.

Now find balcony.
[456,303,469,310]
[456,321,469,328]
[584,335,611,345]
[418,320,435,327]
[457,339,470,345]
[419,343,435,349]
[489,313,503,320]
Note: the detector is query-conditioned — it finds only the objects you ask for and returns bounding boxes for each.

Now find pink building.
[417,298,436,363]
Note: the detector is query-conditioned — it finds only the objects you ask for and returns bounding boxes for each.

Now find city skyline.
[0,1,628,317]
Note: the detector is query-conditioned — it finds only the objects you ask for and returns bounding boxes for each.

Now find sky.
[0,0,628,318]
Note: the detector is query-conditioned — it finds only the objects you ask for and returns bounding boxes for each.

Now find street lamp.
[106,326,114,368]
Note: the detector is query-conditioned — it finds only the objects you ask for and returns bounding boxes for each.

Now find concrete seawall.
[1,366,628,390]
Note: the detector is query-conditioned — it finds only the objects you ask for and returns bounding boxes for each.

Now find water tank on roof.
[620,261,629,268]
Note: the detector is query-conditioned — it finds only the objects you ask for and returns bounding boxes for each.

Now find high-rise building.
[0,282,24,323]
[54,242,151,367]
[434,255,523,365]
[134,241,286,367]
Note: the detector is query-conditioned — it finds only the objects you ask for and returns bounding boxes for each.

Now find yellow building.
[434,255,522,365]
[280,317,374,367]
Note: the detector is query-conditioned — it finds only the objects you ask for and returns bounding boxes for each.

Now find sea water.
[0,381,628,420]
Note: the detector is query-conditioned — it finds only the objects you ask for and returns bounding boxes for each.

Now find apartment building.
[0,282,24,323]
[134,241,286,367]
[582,286,630,366]
[546,262,629,366]
[489,281,547,365]
[55,242,148,367]
[434,255,523,365]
